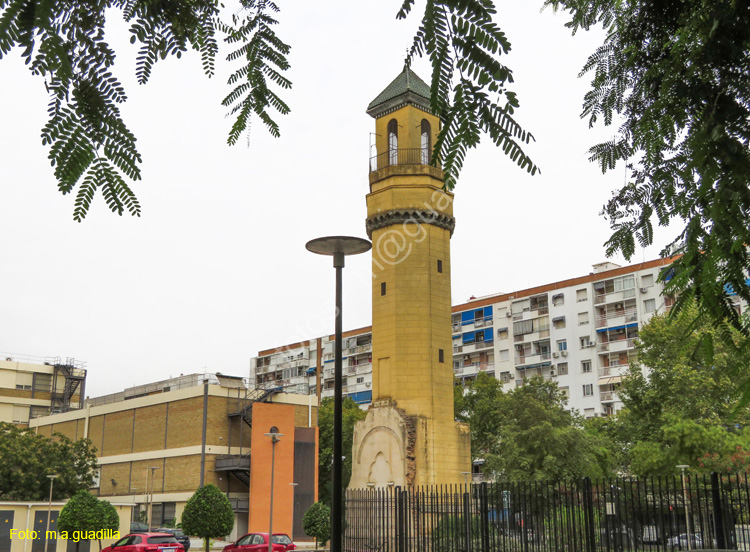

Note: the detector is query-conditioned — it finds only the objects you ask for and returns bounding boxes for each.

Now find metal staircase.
[50,357,86,413]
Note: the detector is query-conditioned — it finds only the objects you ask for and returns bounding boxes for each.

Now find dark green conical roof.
[366,66,432,117]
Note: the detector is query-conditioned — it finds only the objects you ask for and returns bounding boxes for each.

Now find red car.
[223,533,295,552]
[103,533,185,552]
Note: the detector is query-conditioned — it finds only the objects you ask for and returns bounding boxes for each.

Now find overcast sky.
[0,1,676,398]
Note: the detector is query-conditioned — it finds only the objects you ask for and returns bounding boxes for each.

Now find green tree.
[0,0,536,221]
[543,0,750,336]
[301,501,330,548]
[616,300,750,475]
[317,396,367,507]
[456,373,607,481]
[0,422,98,501]
[57,490,120,552]
[181,484,234,552]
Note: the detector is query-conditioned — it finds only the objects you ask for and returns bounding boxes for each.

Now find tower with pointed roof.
[349,66,471,487]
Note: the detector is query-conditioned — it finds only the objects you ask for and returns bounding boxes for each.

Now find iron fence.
[345,473,750,552]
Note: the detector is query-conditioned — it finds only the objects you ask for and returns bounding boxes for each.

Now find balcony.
[369,148,435,173]
[600,391,616,402]
[596,309,638,329]
[594,288,636,306]
[229,498,249,513]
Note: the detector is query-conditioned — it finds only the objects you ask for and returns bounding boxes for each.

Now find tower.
[349,66,471,487]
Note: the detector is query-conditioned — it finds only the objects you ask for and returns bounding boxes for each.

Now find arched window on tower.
[388,119,398,165]
[421,119,431,164]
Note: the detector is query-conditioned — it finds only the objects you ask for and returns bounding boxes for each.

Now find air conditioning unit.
[549,369,557,377]
[505,311,512,317]
[365,382,371,387]
[640,287,648,293]
[561,351,568,357]
[552,352,559,358]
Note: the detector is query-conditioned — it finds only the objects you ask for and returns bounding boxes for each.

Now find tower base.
[349,398,471,488]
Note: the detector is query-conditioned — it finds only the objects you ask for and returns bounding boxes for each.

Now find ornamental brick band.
[365,209,456,239]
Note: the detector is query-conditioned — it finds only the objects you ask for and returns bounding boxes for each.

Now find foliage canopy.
[58,490,120,551]
[0,422,98,501]
[181,484,234,552]
[544,0,750,335]
[616,300,750,475]
[302,501,330,547]
[0,0,537,220]
[455,373,608,481]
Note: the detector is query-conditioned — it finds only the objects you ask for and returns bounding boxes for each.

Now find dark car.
[223,533,295,552]
[157,529,190,552]
[103,533,185,552]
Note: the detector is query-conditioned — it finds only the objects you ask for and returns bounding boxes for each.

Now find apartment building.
[249,256,745,417]
[0,354,86,426]
[29,373,318,542]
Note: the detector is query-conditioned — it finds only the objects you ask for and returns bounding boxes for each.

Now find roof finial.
[404,51,411,71]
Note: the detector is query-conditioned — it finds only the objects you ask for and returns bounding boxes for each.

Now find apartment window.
[557,363,568,376]
[15,372,32,390]
[552,316,566,329]
[381,282,387,296]
[439,349,445,363]
[559,386,569,398]
[497,327,508,339]
[641,274,654,288]
[578,312,589,326]
[90,467,101,489]
[501,372,512,384]
[12,404,29,424]
[437,259,443,273]
[356,377,365,384]
[583,384,594,396]
[552,293,564,306]
[579,336,592,348]
[498,349,509,362]
[644,298,656,313]
[576,289,588,302]
[557,340,567,352]
[581,360,592,373]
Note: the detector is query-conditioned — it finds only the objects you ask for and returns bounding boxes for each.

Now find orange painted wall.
[249,402,296,535]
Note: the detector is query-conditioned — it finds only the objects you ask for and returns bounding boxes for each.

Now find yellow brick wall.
[165,397,203,448]
[102,410,135,456]
[100,462,133,496]
[132,403,167,453]
[88,415,104,454]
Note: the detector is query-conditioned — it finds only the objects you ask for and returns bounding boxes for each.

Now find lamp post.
[676,465,691,550]
[306,235,371,552]
[264,427,284,552]
[146,467,160,530]
[44,474,58,552]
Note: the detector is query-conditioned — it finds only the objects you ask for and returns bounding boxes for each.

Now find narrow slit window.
[388,119,398,165]
[421,119,431,164]
[439,349,444,363]
[437,259,443,273]
[381,282,387,296]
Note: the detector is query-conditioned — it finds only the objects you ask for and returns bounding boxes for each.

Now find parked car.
[223,533,295,552]
[668,533,703,550]
[103,533,185,552]
[157,529,190,552]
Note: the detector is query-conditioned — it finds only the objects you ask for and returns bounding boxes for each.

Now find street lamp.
[306,235,371,552]
[146,467,160,530]
[676,465,691,550]
[264,427,284,552]
[44,474,58,552]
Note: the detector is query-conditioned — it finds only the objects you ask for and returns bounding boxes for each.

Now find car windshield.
[271,535,291,545]
[148,537,179,544]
